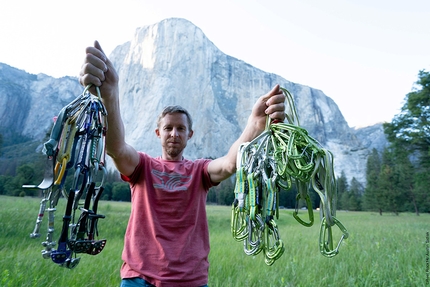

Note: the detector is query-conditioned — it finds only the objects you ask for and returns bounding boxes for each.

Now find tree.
[348,177,363,211]
[0,175,12,195]
[102,182,113,201]
[280,183,298,209]
[336,171,348,210]
[363,148,383,214]
[210,177,235,206]
[384,70,430,159]
[112,182,131,201]
[338,177,362,211]
[379,148,408,215]
[395,150,417,214]
[0,164,38,196]
[383,70,430,214]
[413,172,430,213]
[15,164,37,196]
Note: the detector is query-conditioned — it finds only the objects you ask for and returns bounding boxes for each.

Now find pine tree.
[383,70,430,214]
[379,148,408,215]
[363,148,383,214]
[336,171,348,210]
[348,177,363,211]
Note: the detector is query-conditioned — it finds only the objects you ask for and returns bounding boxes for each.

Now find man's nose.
[171,128,179,137]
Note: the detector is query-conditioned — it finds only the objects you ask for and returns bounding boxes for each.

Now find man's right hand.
[79,41,140,177]
[79,40,119,100]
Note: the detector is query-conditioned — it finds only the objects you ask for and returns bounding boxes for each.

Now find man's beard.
[166,146,183,158]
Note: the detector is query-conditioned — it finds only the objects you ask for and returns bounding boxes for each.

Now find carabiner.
[293,192,314,227]
[231,203,248,242]
[243,214,264,256]
[264,219,284,265]
[319,216,349,258]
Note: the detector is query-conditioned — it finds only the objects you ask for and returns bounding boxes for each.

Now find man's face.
[155,113,193,160]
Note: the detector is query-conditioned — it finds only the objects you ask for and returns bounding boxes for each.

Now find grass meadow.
[0,195,428,287]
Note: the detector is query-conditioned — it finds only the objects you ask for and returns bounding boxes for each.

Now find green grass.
[0,196,428,287]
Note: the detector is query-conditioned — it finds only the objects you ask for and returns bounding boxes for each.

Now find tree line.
[1,70,429,215]
[326,70,430,215]
[363,70,430,215]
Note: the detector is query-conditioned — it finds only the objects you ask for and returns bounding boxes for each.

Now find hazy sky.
[1,0,429,127]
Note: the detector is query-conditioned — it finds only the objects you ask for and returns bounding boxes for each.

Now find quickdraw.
[23,85,108,269]
[231,87,349,265]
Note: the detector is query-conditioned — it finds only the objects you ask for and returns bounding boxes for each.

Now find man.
[79,41,286,287]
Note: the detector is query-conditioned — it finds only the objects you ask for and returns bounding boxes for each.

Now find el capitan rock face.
[0,18,388,185]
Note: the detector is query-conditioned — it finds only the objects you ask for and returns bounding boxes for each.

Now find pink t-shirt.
[120,152,216,287]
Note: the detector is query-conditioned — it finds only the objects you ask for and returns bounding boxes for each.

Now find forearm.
[101,87,140,176]
[101,87,127,159]
[207,84,285,183]
[79,41,139,175]
[209,116,265,182]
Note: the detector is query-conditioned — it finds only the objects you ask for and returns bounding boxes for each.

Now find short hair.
[157,105,193,131]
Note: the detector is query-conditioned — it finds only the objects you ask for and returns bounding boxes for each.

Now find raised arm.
[207,85,285,183]
[79,41,139,177]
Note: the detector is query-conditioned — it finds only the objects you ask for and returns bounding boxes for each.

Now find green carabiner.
[293,192,314,227]
[319,216,349,258]
[244,214,264,256]
[231,204,248,242]
[264,219,285,265]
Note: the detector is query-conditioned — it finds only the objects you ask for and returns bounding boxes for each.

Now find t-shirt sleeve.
[120,152,146,184]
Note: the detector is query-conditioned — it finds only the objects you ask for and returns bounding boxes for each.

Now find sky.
[1,0,429,127]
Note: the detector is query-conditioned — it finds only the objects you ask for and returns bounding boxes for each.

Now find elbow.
[209,157,237,183]
[219,161,236,182]
[106,148,119,159]
[225,161,237,176]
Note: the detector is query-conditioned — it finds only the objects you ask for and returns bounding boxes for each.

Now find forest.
[1,70,429,215]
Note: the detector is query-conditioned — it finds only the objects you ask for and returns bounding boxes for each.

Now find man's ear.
[155,128,160,138]
[188,130,194,139]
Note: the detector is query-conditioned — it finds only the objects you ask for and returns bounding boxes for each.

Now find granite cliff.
[0,18,389,185]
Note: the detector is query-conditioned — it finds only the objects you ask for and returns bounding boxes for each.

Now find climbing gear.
[231,87,349,265]
[24,85,107,269]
